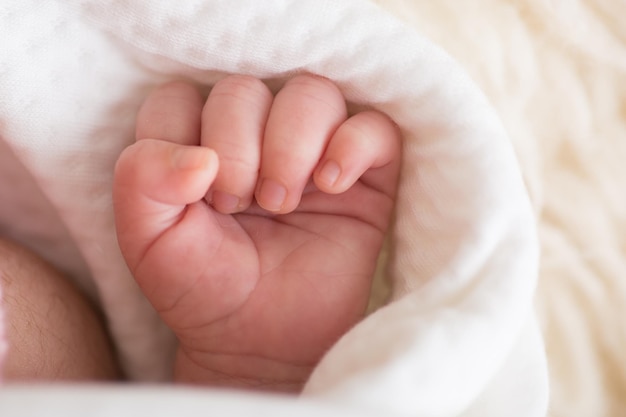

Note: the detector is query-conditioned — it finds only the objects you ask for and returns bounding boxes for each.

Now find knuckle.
[344,111,399,144]
[214,154,259,191]
[285,74,338,94]
[281,74,346,118]
[156,80,197,96]
[341,116,375,143]
[211,75,272,103]
[150,82,202,110]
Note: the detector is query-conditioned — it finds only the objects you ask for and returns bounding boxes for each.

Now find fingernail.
[318,160,341,187]
[212,190,241,213]
[172,147,210,171]
[258,178,287,212]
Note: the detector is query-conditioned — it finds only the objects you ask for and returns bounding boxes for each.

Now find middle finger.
[256,75,347,213]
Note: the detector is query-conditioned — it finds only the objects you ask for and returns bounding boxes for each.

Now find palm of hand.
[151,178,392,367]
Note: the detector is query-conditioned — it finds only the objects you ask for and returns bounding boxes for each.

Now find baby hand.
[113,75,401,391]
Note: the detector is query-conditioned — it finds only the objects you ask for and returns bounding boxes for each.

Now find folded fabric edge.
[21,2,547,416]
[459,315,549,417]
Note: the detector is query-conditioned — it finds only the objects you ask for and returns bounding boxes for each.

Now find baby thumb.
[113,139,218,267]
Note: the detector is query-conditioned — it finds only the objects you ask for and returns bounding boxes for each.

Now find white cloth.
[0,0,548,416]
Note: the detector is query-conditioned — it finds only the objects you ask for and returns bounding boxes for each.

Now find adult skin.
[0,238,119,381]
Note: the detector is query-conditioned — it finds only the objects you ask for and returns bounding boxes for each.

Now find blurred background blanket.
[371,2,626,416]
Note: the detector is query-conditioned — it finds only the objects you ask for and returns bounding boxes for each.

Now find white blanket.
[0,1,548,416]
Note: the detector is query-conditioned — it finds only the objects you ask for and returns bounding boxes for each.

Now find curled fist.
[113,74,401,391]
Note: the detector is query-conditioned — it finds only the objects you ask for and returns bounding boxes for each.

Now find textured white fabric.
[0,0,548,415]
[0,385,381,417]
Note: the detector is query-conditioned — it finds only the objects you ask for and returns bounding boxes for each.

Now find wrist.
[173,346,314,393]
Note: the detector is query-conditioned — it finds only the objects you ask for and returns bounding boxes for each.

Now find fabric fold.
[0,0,547,415]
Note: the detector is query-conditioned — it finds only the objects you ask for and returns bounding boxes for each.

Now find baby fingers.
[255,75,348,213]
[314,110,401,197]
[197,74,400,215]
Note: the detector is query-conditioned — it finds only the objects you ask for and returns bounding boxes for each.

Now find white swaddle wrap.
[0,1,548,416]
